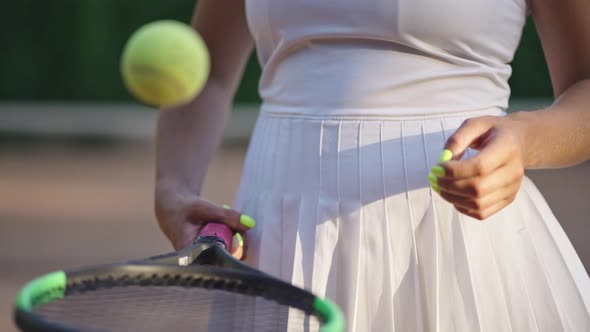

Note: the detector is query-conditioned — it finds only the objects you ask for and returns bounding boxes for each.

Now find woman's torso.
[245,0,528,117]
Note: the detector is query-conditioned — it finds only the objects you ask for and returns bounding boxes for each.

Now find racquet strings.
[35,285,318,332]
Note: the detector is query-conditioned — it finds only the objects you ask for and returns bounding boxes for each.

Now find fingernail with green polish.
[431,165,445,177]
[432,184,440,194]
[222,204,231,209]
[439,149,453,163]
[233,233,244,247]
[428,179,436,188]
[427,172,438,186]
[240,214,256,228]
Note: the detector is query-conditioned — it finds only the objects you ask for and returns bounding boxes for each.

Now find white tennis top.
[245,0,529,117]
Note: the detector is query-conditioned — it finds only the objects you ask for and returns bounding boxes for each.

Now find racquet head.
[14,223,345,332]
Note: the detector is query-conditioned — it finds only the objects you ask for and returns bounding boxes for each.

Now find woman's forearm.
[155,0,253,195]
[156,82,233,194]
[513,79,590,169]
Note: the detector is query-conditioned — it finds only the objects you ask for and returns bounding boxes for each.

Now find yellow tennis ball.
[121,20,210,108]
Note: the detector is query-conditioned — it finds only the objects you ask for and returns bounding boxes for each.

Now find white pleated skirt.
[233,107,590,332]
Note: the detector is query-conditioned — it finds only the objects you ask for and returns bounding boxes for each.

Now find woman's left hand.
[428,114,529,220]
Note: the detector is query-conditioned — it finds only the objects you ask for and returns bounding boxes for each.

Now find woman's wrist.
[506,110,540,169]
[155,177,202,201]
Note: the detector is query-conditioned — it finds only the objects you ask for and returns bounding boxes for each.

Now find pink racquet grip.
[198,223,233,250]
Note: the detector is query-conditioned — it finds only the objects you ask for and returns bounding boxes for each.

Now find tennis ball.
[121,20,210,108]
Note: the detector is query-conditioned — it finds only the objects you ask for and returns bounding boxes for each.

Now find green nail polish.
[222,204,231,209]
[439,149,453,163]
[240,214,256,228]
[427,172,438,186]
[432,184,440,194]
[431,165,445,177]
[234,233,244,247]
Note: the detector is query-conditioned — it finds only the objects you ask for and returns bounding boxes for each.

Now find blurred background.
[1,2,588,331]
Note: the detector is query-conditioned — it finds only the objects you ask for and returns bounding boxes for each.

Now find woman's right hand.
[155,186,255,259]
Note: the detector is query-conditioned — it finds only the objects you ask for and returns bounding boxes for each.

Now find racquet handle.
[198,223,233,250]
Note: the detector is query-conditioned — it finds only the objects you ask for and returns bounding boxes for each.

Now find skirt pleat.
[234,110,590,331]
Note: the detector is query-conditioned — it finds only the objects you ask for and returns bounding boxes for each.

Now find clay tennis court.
[1,109,589,331]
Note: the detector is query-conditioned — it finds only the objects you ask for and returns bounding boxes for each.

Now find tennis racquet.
[14,223,345,332]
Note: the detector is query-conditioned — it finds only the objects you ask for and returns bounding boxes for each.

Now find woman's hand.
[428,114,530,220]
[155,185,255,258]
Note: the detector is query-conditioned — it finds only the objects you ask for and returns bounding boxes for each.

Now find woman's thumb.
[444,116,496,159]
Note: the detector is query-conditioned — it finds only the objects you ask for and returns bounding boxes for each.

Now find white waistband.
[260,103,507,121]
